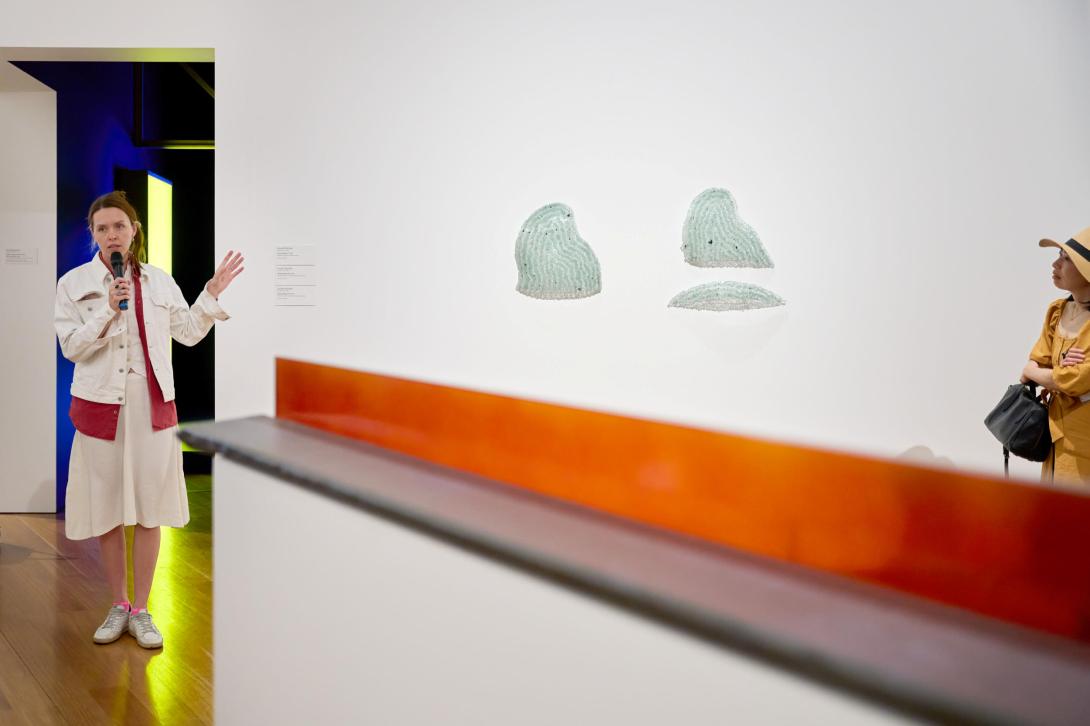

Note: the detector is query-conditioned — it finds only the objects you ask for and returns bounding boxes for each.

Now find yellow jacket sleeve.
[1036,298,1090,397]
[1029,299,1064,367]
[1053,363,1090,397]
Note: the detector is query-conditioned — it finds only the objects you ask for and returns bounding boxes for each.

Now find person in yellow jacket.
[1023,226,1090,485]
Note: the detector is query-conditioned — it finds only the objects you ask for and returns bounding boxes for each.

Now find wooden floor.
[0,474,213,725]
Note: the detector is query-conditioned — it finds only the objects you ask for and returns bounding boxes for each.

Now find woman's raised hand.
[206,251,245,299]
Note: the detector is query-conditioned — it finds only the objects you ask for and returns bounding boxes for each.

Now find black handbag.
[984,382,1052,474]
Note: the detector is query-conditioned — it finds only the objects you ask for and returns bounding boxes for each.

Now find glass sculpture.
[682,188,773,268]
[668,281,785,311]
[515,203,602,300]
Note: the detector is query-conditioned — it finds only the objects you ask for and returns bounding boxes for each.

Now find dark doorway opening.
[13,58,216,497]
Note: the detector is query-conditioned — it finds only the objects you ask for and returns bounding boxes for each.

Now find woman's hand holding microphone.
[94,276,130,339]
[109,278,131,314]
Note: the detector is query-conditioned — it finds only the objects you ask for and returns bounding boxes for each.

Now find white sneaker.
[128,610,164,649]
[93,605,130,644]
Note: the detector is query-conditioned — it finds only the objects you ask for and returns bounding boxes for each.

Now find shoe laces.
[131,611,160,637]
[102,606,128,630]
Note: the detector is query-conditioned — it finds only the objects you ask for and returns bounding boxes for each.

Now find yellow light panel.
[147,172,172,274]
[147,172,173,360]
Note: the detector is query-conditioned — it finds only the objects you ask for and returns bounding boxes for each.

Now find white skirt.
[65,371,189,540]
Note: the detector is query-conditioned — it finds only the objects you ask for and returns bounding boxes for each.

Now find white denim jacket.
[54,256,229,404]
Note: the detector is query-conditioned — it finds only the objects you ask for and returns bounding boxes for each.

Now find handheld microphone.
[109,251,128,311]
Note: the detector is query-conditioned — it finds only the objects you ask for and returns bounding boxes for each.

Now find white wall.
[0,62,56,511]
[3,1,1089,480]
[215,456,905,724]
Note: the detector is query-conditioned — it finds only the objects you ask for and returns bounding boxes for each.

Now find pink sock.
[131,607,147,615]
[112,600,131,610]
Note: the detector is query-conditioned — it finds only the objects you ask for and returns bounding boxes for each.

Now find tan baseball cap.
[1040,226,1090,282]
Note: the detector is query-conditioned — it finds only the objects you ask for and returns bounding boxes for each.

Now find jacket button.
[120,344,125,349]
[117,397,122,401]
[87,307,92,311]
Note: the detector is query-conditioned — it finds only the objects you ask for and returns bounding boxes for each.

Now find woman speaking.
[54,191,243,648]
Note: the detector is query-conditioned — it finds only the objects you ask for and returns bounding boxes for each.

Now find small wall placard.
[4,248,39,265]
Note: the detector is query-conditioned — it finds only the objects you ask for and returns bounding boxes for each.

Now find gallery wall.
[4,0,1089,480]
[0,62,55,511]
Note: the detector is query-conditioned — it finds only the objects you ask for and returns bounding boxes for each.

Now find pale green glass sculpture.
[516,203,602,300]
[682,188,772,268]
[668,281,785,311]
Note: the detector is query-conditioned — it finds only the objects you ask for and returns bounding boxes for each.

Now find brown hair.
[87,190,146,274]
